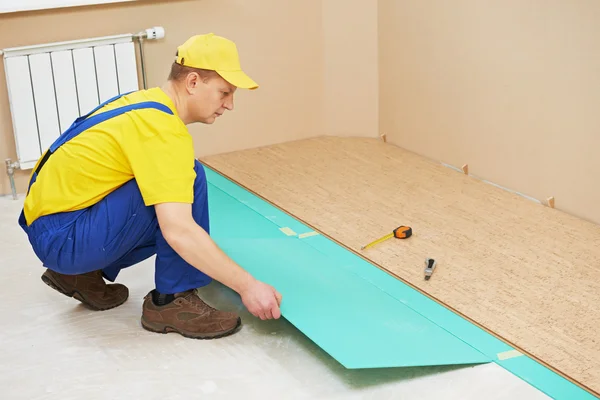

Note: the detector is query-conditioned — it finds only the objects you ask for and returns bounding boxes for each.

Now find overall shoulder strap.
[78,91,134,121]
[22,95,175,218]
[49,101,174,152]
[63,91,133,131]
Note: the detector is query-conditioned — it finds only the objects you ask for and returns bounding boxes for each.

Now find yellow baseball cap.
[175,33,258,90]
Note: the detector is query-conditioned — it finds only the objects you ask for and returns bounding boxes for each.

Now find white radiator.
[2,29,163,171]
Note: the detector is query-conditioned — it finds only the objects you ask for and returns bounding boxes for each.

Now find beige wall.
[3,0,598,226]
[0,0,328,195]
[379,0,600,224]
[323,0,378,138]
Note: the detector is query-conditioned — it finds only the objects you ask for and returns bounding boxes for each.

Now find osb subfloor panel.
[201,136,600,395]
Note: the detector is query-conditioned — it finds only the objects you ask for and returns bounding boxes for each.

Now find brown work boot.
[41,269,129,311]
[141,289,241,339]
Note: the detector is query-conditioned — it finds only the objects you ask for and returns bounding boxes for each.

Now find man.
[18,33,282,340]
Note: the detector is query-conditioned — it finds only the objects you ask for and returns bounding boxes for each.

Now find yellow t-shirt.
[23,87,196,226]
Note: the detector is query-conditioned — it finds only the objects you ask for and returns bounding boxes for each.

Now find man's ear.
[185,72,201,94]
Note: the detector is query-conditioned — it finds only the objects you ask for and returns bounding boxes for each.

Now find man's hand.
[240,278,283,320]
[155,202,283,320]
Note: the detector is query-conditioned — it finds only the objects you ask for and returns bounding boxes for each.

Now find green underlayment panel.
[203,165,598,400]
[209,185,490,368]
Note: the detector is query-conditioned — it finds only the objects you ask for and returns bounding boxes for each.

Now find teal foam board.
[207,184,491,368]
[206,183,285,239]
[206,169,312,235]
[204,166,597,399]
[302,234,513,356]
[498,356,598,400]
[216,237,491,369]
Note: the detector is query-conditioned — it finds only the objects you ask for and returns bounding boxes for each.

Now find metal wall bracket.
[5,158,20,200]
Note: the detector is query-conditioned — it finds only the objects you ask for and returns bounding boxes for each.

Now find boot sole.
[140,316,242,340]
[41,272,127,311]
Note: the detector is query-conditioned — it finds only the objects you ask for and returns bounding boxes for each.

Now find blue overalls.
[18,93,213,294]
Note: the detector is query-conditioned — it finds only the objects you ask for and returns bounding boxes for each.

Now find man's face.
[186,72,236,124]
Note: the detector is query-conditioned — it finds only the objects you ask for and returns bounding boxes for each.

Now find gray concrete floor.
[0,194,550,399]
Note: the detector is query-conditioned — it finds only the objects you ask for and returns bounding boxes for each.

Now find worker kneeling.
[17,33,282,339]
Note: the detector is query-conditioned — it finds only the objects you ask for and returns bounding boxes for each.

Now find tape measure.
[361,225,412,250]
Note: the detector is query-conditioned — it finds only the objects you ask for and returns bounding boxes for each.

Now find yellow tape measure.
[361,225,412,250]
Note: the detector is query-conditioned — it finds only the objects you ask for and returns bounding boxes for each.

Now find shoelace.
[181,291,218,313]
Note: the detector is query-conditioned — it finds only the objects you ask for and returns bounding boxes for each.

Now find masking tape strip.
[299,231,320,239]
[279,227,297,236]
[497,349,523,361]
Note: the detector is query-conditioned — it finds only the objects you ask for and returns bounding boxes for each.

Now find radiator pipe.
[138,36,147,89]
[5,158,18,200]
[134,27,165,90]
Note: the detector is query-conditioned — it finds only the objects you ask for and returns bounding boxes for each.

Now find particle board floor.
[201,136,600,397]
[0,196,551,400]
